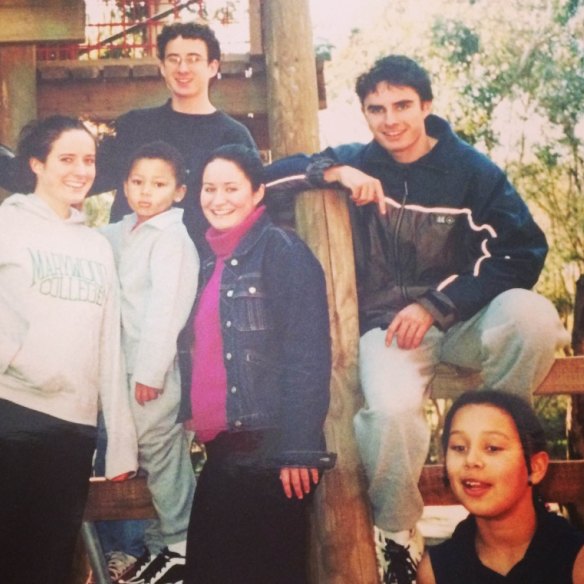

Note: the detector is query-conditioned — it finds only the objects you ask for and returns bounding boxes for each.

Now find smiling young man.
[91,22,256,252]
[265,55,570,584]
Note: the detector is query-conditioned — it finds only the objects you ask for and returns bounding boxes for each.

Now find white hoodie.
[0,194,138,479]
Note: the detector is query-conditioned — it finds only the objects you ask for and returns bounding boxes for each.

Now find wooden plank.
[83,477,156,522]
[37,72,268,122]
[85,460,584,519]
[419,460,584,506]
[536,356,584,395]
[430,356,584,400]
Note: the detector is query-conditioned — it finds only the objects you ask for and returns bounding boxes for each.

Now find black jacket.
[91,100,256,250]
[265,115,548,334]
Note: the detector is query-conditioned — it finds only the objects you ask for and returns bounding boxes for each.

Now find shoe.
[118,548,152,583]
[106,551,138,583]
[373,525,424,584]
[120,547,185,584]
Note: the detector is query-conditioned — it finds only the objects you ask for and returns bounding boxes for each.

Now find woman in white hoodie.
[0,116,138,584]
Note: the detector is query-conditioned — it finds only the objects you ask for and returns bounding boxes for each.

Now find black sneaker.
[117,548,151,583]
[122,547,185,584]
[149,563,186,584]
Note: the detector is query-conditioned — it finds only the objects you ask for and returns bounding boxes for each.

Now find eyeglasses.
[164,54,207,68]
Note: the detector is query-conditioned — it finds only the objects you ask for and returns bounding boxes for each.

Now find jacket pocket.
[231,275,271,332]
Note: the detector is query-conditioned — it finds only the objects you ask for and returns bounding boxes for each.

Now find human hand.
[323,165,387,215]
[279,466,319,499]
[385,303,434,350]
[109,472,132,482]
[135,382,162,406]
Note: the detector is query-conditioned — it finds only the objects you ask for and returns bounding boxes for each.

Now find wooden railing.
[84,356,584,520]
[77,357,584,584]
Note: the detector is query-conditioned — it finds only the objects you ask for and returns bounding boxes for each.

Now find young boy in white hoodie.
[100,141,199,584]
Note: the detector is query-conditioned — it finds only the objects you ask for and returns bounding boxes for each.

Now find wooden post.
[0,45,37,149]
[262,1,379,582]
[0,45,36,201]
[0,0,85,197]
[569,275,584,528]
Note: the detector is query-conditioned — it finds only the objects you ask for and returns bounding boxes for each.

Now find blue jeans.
[94,412,150,558]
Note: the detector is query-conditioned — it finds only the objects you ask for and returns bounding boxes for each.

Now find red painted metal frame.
[37,0,205,61]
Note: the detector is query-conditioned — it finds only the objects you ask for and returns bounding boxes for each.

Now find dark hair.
[202,144,264,191]
[157,22,221,63]
[125,140,187,186]
[442,390,548,477]
[15,115,96,192]
[355,55,433,104]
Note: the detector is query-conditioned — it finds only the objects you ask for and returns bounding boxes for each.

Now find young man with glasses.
[91,22,256,252]
[89,22,255,584]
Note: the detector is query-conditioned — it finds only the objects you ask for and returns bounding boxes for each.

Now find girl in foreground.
[417,390,584,584]
[0,116,137,584]
[180,144,334,584]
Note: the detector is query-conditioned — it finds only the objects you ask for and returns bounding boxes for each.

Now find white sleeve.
[132,230,199,389]
[98,251,139,479]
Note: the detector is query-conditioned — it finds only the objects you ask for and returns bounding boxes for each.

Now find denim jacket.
[178,213,334,469]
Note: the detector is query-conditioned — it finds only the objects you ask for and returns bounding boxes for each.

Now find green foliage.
[83,192,113,228]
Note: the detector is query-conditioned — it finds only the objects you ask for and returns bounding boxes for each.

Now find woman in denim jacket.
[180,144,333,584]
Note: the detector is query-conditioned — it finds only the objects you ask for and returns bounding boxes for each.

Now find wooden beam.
[0,0,85,44]
[37,57,326,124]
[83,477,155,522]
[0,45,36,148]
[430,356,584,400]
[536,356,584,395]
[37,74,268,122]
[85,459,584,517]
[263,0,378,581]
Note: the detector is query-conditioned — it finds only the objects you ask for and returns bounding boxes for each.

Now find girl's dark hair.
[157,21,221,63]
[355,55,433,105]
[442,390,548,476]
[202,144,264,191]
[125,140,187,186]
[15,115,95,192]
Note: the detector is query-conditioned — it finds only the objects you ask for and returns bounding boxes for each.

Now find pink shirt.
[190,206,266,442]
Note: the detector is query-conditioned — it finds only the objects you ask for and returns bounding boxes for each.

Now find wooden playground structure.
[1,2,583,583]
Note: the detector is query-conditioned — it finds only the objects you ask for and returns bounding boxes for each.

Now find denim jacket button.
[248,286,257,294]
[226,352,232,360]
[230,386,237,394]
[230,258,239,266]
[234,420,242,428]
[226,290,234,297]
[225,320,232,328]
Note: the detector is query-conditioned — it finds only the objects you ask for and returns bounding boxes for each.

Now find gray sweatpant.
[129,363,195,549]
[354,289,570,533]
